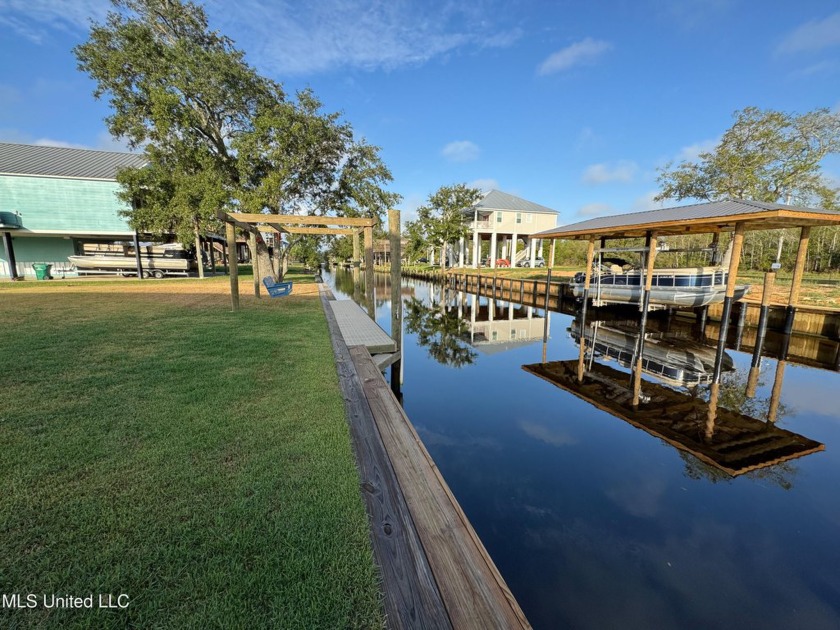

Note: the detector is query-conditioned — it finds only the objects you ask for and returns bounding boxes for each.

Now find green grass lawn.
[0,275,383,628]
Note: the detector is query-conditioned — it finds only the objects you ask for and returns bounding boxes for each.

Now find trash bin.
[33,263,53,280]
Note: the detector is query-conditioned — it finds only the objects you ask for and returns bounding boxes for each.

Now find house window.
[496,211,503,223]
[516,212,522,224]
[510,328,517,339]
[526,213,533,223]
[492,330,498,341]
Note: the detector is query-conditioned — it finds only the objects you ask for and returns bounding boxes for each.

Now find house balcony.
[470,220,492,230]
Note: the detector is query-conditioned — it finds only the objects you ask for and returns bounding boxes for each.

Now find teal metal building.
[0,142,146,279]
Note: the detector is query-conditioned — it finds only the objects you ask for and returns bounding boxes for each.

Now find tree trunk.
[246,234,274,282]
[194,224,205,279]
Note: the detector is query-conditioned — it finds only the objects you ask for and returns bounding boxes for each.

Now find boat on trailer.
[571,241,750,308]
[68,243,197,278]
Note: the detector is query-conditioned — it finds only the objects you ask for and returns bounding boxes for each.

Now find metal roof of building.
[474,189,558,215]
[0,142,147,181]
[536,199,840,240]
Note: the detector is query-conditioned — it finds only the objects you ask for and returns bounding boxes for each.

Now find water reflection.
[403,289,477,368]
[325,268,840,630]
[524,314,825,478]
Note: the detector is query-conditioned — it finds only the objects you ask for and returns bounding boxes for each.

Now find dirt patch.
[0,276,321,307]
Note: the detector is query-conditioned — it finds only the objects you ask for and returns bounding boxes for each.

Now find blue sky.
[1,0,839,226]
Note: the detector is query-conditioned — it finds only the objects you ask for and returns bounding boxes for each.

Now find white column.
[490,232,497,269]
[530,237,537,268]
[511,232,518,266]
[538,239,544,259]
[459,236,465,267]
[473,231,480,267]
[501,237,508,261]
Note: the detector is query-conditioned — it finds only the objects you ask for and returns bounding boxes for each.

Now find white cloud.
[468,178,499,192]
[1,129,137,153]
[677,137,719,162]
[578,203,613,217]
[631,191,663,213]
[441,140,479,163]
[213,0,522,75]
[778,11,840,54]
[0,0,108,43]
[582,160,637,184]
[537,37,612,76]
[519,420,576,447]
[575,126,600,150]
[0,0,521,74]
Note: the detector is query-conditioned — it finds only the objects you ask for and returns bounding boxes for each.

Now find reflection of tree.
[404,296,477,368]
[332,267,357,296]
[708,368,789,422]
[678,450,797,490]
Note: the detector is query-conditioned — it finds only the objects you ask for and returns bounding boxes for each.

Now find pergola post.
[352,229,361,301]
[549,239,556,269]
[713,223,745,382]
[364,224,375,318]
[389,209,401,341]
[784,225,810,334]
[249,231,260,298]
[226,221,240,312]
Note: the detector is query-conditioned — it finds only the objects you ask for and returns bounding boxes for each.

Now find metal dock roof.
[536,199,840,239]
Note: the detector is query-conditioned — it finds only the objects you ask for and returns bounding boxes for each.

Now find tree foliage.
[656,106,840,209]
[75,0,400,279]
[415,184,482,270]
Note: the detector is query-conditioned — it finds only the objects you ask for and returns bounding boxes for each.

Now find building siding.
[0,175,133,234]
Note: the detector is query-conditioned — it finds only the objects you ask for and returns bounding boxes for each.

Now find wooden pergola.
[216,210,400,316]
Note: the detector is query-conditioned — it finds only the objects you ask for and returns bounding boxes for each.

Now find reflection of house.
[460,190,558,269]
[523,360,824,476]
[460,294,548,353]
[1,143,147,278]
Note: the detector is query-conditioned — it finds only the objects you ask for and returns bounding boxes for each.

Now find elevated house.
[0,142,147,279]
[461,189,559,268]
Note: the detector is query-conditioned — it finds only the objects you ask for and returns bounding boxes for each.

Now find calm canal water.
[327,268,840,630]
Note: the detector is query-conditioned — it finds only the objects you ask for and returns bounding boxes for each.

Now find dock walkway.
[320,286,530,629]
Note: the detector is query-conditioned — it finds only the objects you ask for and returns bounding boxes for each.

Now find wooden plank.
[351,347,531,630]
[216,210,255,233]
[249,231,260,298]
[284,226,356,235]
[226,222,239,311]
[320,289,451,630]
[221,212,376,227]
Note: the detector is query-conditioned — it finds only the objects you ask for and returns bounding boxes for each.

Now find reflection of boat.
[522,360,824,477]
[69,244,196,278]
[571,320,733,387]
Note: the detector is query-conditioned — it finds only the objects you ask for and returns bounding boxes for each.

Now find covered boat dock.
[537,199,840,332]
[536,199,840,412]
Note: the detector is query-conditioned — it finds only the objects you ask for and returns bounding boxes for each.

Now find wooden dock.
[321,286,530,629]
[329,299,397,353]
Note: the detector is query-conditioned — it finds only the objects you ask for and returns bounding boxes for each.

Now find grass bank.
[0,272,383,628]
